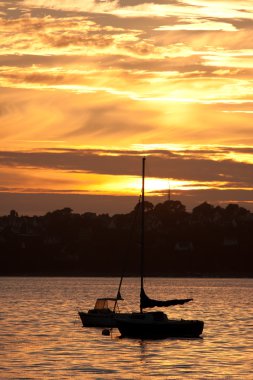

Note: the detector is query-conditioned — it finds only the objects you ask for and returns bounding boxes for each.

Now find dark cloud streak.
[1,148,253,185]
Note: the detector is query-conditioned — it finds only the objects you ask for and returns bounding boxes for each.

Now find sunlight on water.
[0,277,253,379]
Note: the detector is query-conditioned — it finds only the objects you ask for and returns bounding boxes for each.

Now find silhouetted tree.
[154,200,186,226]
[9,210,18,218]
[192,202,215,222]
[134,200,154,212]
[224,203,250,220]
[0,200,253,276]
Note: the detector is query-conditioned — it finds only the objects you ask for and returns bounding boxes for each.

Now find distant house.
[223,237,238,247]
[108,220,116,229]
[44,236,60,246]
[174,241,194,252]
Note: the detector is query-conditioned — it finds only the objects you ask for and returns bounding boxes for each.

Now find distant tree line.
[0,200,252,277]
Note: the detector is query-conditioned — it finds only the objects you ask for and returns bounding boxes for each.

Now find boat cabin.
[88,298,119,314]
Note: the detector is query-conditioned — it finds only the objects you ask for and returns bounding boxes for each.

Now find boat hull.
[79,311,131,328]
[116,315,204,339]
[79,311,117,327]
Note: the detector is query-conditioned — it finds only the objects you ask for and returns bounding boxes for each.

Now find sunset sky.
[1,0,253,215]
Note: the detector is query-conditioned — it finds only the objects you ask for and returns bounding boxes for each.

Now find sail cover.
[140,288,193,309]
[117,290,124,300]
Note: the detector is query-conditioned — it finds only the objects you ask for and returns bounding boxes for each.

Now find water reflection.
[0,277,253,379]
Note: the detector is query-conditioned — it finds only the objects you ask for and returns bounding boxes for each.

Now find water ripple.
[0,277,252,379]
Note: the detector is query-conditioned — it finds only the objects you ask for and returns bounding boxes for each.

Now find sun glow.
[1,0,253,214]
[0,164,228,196]
[81,176,220,196]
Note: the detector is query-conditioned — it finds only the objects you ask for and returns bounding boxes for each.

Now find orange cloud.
[1,0,253,214]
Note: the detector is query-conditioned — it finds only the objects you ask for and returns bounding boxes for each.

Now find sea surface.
[0,277,253,379]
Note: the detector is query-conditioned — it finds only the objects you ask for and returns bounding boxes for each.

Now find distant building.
[223,237,238,247]
[174,241,194,252]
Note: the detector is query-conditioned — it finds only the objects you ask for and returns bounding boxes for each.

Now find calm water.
[0,277,253,379]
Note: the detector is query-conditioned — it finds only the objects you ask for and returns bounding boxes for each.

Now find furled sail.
[117,290,124,300]
[140,288,193,309]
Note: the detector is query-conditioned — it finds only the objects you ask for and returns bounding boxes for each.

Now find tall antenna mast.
[168,180,171,201]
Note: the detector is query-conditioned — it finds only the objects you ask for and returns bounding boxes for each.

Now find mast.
[140,157,145,313]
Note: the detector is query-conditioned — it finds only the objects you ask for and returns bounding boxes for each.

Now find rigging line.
[113,195,142,312]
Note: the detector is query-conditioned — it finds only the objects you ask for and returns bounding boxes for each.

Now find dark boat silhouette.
[78,217,135,328]
[78,295,129,328]
[116,158,204,339]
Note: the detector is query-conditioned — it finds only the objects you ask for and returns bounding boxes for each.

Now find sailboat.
[116,157,204,339]
[78,252,132,327]
[78,293,126,328]
[78,203,141,328]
